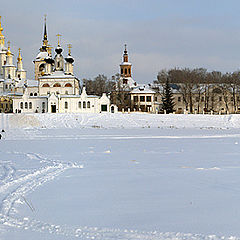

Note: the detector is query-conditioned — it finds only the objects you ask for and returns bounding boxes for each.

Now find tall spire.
[7,41,11,56]
[0,16,5,46]
[17,48,22,62]
[43,14,47,41]
[123,44,128,62]
[42,14,48,48]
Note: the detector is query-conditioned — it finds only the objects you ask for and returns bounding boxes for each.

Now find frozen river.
[1,114,240,239]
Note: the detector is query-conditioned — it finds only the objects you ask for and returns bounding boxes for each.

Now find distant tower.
[120,44,132,78]
[33,15,50,80]
[0,16,7,76]
[16,48,26,80]
[2,41,16,79]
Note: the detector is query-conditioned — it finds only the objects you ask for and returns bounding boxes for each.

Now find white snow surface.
[1,113,240,239]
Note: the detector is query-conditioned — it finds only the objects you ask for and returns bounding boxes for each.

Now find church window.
[121,69,123,75]
[87,101,90,108]
[65,91,68,95]
[30,93,33,96]
[146,96,151,102]
[20,102,23,109]
[65,101,68,109]
[34,93,37,96]
[8,74,11,79]
[25,102,28,109]
[78,101,81,108]
[53,83,61,87]
[18,74,20,79]
[128,69,131,74]
[125,69,127,75]
[39,64,45,72]
[83,101,86,108]
[65,83,72,87]
[29,102,32,109]
[42,83,50,87]
[42,102,45,109]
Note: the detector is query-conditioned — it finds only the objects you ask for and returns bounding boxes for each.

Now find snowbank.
[4,113,240,129]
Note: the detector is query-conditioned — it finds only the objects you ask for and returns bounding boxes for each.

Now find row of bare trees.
[156,68,240,113]
[82,74,131,110]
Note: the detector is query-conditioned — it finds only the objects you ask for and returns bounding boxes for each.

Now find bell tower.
[120,44,132,78]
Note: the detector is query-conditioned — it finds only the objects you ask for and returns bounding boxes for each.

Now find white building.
[12,17,114,114]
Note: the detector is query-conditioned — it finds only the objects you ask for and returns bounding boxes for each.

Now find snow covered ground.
[1,113,240,240]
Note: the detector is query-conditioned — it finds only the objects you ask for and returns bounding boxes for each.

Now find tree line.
[156,68,240,113]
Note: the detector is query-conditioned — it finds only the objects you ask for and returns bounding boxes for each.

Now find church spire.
[0,16,5,47]
[43,14,47,41]
[42,14,48,48]
[123,44,129,62]
[17,48,22,62]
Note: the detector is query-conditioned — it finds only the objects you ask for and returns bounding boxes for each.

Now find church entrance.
[51,105,56,113]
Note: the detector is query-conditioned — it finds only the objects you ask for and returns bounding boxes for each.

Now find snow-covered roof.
[120,62,132,66]
[40,71,76,79]
[131,84,156,94]
[35,51,49,61]
[16,79,39,88]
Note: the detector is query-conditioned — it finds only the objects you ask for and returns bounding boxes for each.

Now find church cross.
[67,44,72,55]
[56,34,62,46]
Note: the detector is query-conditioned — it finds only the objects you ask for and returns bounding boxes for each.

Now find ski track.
[0,149,239,239]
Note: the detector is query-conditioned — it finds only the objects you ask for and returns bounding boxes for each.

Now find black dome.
[65,56,74,63]
[55,46,63,54]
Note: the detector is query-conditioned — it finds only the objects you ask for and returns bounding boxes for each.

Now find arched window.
[29,102,32,109]
[39,63,45,72]
[125,69,127,75]
[128,69,131,74]
[20,102,23,109]
[83,101,86,108]
[53,83,61,87]
[65,91,68,95]
[34,93,37,96]
[78,101,81,108]
[65,101,68,109]
[42,102,45,109]
[65,83,72,87]
[30,93,33,96]
[42,83,50,87]
[121,69,123,75]
[25,102,28,109]
[8,74,11,79]
[87,101,90,108]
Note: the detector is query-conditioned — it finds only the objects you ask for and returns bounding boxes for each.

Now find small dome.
[65,55,74,63]
[55,46,63,54]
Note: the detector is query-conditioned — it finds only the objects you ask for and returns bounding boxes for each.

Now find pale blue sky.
[1,0,240,83]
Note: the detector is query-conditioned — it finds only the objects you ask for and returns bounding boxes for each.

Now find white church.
[0,16,114,114]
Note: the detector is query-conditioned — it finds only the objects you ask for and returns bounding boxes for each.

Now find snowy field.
[1,113,240,240]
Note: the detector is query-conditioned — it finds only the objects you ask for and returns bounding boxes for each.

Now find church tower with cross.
[119,44,136,88]
[34,15,51,80]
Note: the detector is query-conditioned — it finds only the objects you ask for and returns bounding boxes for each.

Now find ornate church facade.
[0,16,113,114]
